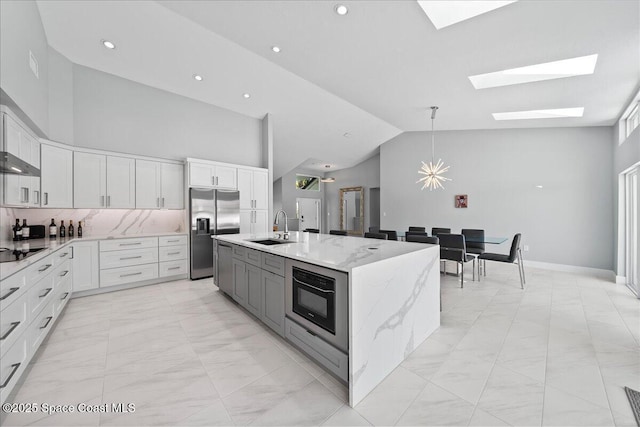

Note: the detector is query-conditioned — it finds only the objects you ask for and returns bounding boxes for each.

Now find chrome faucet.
[273,209,289,240]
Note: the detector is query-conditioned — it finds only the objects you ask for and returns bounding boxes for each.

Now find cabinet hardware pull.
[0,287,19,301]
[39,288,53,298]
[167,252,180,255]
[61,292,69,300]
[120,256,142,260]
[167,239,179,242]
[38,264,52,272]
[34,190,40,204]
[157,197,160,207]
[0,322,20,341]
[21,187,28,203]
[60,271,69,277]
[107,195,111,207]
[120,272,143,278]
[168,266,180,270]
[40,316,53,329]
[101,195,105,207]
[292,277,335,294]
[162,197,165,207]
[0,363,21,388]
[44,192,49,205]
[119,242,142,246]
[59,252,68,257]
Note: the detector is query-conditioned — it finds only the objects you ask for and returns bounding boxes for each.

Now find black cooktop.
[0,247,46,263]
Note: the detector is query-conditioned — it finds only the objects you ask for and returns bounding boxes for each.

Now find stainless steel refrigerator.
[190,188,240,280]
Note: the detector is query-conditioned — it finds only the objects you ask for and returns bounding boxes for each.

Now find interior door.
[627,167,639,297]
[297,198,321,232]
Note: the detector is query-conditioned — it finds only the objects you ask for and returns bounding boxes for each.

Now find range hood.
[0,152,41,176]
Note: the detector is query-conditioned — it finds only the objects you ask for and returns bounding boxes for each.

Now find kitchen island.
[214,231,440,407]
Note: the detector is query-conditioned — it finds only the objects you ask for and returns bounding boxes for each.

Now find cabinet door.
[215,165,237,189]
[160,163,184,209]
[3,116,25,205]
[261,270,285,336]
[232,258,247,304]
[106,156,135,208]
[253,210,269,235]
[72,241,100,292]
[190,162,214,187]
[237,168,253,210]
[246,263,263,317]
[40,144,73,208]
[74,152,106,208]
[136,160,160,209]
[240,210,252,234]
[253,170,269,210]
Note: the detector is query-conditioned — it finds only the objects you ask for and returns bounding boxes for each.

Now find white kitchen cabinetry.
[238,167,269,234]
[40,143,73,208]
[189,161,236,189]
[239,210,269,235]
[135,160,184,209]
[74,153,135,208]
[72,241,99,292]
[2,113,40,207]
[99,237,159,288]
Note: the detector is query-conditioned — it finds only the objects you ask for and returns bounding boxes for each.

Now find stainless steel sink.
[248,239,295,246]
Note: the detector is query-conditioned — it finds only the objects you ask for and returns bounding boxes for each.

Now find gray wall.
[381,127,614,270]
[72,65,262,165]
[324,154,381,233]
[0,0,49,135]
[48,47,74,144]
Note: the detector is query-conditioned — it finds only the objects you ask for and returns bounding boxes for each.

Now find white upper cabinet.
[189,161,237,189]
[237,168,268,210]
[135,160,184,209]
[2,114,40,207]
[40,143,73,208]
[74,153,134,208]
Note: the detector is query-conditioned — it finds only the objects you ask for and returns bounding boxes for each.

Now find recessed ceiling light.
[493,107,584,121]
[271,46,281,53]
[417,1,516,30]
[535,185,544,188]
[469,54,598,89]
[334,4,348,15]
[193,74,203,81]
[243,93,251,99]
[101,39,116,49]
[325,164,332,168]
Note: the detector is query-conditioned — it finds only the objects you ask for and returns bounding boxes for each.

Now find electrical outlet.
[523,245,530,252]
[29,50,39,79]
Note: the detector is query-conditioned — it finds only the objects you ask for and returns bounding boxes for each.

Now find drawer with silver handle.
[27,275,55,319]
[28,301,55,356]
[54,278,72,316]
[159,260,187,278]
[53,260,72,288]
[25,254,57,284]
[100,247,159,270]
[232,244,245,260]
[159,245,187,262]
[0,272,26,312]
[0,293,27,358]
[99,263,158,288]
[99,237,158,252]
[261,253,286,277]
[0,334,27,405]
[159,235,187,247]
[245,248,262,267]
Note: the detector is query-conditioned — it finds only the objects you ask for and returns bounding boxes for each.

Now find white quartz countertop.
[213,232,437,273]
[0,232,187,280]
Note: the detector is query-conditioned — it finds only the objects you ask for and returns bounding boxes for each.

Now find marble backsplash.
[1,208,187,240]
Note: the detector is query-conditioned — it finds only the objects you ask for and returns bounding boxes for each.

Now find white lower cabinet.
[0,293,27,356]
[0,334,28,404]
[100,263,159,287]
[159,259,187,277]
[72,241,100,292]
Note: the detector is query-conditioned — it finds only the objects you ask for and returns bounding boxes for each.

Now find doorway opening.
[624,165,639,297]
[297,198,322,233]
[370,188,380,231]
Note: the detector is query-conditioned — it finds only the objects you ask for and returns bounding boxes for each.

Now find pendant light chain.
[416,105,451,191]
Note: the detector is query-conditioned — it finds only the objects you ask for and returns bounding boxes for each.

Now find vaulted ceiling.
[37,1,639,178]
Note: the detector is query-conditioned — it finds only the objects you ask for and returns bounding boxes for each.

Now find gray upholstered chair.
[478,233,525,289]
[438,233,475,287]
[378,230,398,241]
[406,235,439,244]
[364,232,388,240]
[431,227,451,237]
[329,230,347,236]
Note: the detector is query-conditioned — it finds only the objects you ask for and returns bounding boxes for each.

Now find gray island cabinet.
[213,231,440,407]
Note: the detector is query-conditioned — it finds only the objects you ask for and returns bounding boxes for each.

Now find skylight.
[417,1,517,30]
[492,108,584,121]
[469,54,598,89]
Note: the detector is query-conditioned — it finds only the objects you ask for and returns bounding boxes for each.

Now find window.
[627,103,640,138]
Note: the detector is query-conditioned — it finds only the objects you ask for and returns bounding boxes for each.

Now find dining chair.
[431,227,451,237]
[329,230,347,236]
[478,233,525,289]
[364,232,388,240]
[408,226,426,232]
[304,228,320,233]
[438,233,475,287]
[406,235,439,244]
[378,230,398,241]
[462,229,485,274]
[406,231,429,239]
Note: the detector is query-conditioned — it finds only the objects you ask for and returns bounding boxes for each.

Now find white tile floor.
[2,262,639,426]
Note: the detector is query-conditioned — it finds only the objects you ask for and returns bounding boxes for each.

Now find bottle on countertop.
[13,219,22,241]
[77,221,83,238]
[68,220,74,238]
[59,220,66,238]
[21,219,30,240]
[49,218,57,239]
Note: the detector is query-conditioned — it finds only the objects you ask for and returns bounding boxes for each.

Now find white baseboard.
[523,260,614,280]
[615,275,627,284]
